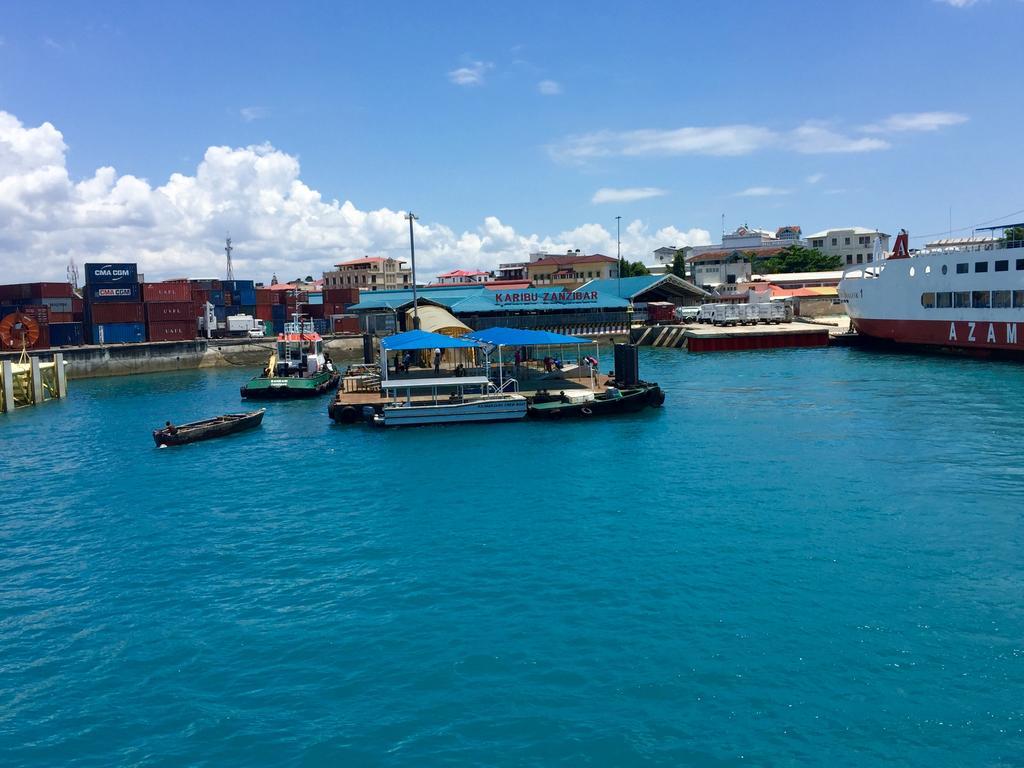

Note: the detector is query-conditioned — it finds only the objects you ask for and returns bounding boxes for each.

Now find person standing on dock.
[433,347,442,375]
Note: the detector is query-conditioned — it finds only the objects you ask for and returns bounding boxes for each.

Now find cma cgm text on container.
[84,263,138,285]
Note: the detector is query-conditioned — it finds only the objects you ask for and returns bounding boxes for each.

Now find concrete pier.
[633,322,830,352]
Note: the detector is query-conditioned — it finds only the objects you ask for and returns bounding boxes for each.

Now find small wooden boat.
[152,409,266,447]
[527,383,664,419]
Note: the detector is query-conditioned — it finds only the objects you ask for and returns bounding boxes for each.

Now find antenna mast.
[225,236,234,281]
[66,257,79,290]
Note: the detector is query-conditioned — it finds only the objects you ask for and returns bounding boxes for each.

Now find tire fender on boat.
[338,405,358,424]
[581,406,593,416]
[646,388,665,407]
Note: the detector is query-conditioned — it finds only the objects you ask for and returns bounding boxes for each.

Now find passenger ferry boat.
[373,376,527,427]
[240,318,340,399]
[839,226,1024,356]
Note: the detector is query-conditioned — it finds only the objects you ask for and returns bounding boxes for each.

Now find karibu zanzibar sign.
[493,290,599,306]
[84,263,138,285]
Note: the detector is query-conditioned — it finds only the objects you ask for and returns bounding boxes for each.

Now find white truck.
[226,314,266,338]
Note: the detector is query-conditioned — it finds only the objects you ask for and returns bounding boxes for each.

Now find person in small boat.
[165,421,178,435]
[543,356,552,372]
[394,352,404,373]
[433,347,442,375]
[559,390,569,403]
[454,363,466,377]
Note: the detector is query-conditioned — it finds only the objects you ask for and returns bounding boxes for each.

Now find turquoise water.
[2,347,1023,766]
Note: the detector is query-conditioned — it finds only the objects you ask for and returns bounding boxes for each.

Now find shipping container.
[307,292,323,305]
[48,312,74,323]
[86,302,145,324]
[146,321,195,342]
[142,282,191,303]
[254,304,274,321]
[38,296,74,313]
[86,283,141,303]
[324,287,360,305]
[72,296,84,313]
[332,316,360,334]
[213,306,228,322]
[312,319,329,335]
[17,305,50,326]
[206,289,225,305]
[306,304,325,319]
[49,322,84,347]
[222,279,255,291]
[271,304,287,319]
[145,301,195,323]
[30,325,51,350]
[31,282,73,299]
[0,284,31,302]
[86,322,146,344]
[232,288,257,306]
[190,278,221,291]
[84,262,138,285]
[255,288,272,305]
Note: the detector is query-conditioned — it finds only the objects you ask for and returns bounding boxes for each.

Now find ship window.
[936,292,953,308]
[941,264,948,275]
[995,260,1009,272]
[1017,259,1024,270]
[921,292,935,308]
[954,291,971,308]
[993,290,1012,308]
[1014,290,1024,308]
[956,263,968,274]
[975,261,988,273]
[972,291,991,308]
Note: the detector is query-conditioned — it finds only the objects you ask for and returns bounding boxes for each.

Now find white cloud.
[0,110,712,282]
[448,61,492,87]
[537,80,562,95]
[734,186,791,197]
[936,0,980,7]
[861,111,969,133]
[591,187,667,204]
[805,173,825,185]
[240,106,269,122]
[786,121,889,153]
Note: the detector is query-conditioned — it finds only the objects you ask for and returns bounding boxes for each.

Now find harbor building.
[806,227,890,266]
[323,256,412,291]
[347,284,632,336]
[580,274,711,323]
[686,225,806,290]
[526,251,619,288]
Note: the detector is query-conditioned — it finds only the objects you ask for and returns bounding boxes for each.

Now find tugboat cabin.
[274,321,326,377]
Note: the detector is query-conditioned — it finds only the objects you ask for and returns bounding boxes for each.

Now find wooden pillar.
[54,353,67,398]
[1,360,12,413]
[30,356,44,404]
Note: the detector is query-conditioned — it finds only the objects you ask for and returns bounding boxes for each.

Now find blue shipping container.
[86,283,141,303]
[208,289,225,306]
[213,306,228,322]
[49,322,84,347]
[87,322,146,344]
[84,262,138,285]
[232,289,257,305]
[222,280,254,291]
[271,304,287,318]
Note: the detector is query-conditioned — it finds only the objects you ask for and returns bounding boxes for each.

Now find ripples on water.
[1,348,1023,766]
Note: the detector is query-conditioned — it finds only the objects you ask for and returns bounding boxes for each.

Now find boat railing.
[491,377,519,393]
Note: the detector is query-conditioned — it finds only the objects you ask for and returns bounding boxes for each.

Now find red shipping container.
[48,312,74,323]
[191,289,210,306]
[324,287,360,305]
[256,289,273,305]
[333,317,360,334]
[145,301,195,322]
[306,304,325,319]
[142,282,191,303]
[0,284,32,302]
[30,282,73,299]
[29,324,51,350]
[72,297,84,313]
[17,305,49,326]
[87,302,145,324]
[254,305,273,321]
[146,321,196,341]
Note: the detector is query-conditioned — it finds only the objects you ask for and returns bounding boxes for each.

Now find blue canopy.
[465,327,594,347]
[380,329,480,351]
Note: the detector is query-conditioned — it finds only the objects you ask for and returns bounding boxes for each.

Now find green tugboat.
[240,318,340,399]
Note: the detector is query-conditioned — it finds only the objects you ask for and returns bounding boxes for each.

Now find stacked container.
[0,282,77,349]
[84,263,144,344]
[142,280,196,341]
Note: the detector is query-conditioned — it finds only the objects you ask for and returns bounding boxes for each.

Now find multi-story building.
[685,225,806,289]
[431,269,492,286]
[323,256,412,292]
[806,227,890,267]
[495,262,528,281]
[526,252,618,289]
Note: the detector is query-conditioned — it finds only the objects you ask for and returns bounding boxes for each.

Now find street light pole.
[405,211,419,329]
[615,215,622,297]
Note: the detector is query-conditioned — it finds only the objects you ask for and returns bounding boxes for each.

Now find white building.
[431,269,492,286]
[806,227,890,267]
[686,226,805,289]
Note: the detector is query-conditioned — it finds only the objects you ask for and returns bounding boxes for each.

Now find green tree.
[618,259,650,278]
[670,250,687,279]
[753,244,841,274]
[999,226,1024,248]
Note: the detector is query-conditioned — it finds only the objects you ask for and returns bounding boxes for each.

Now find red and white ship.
[839,225,1024,355]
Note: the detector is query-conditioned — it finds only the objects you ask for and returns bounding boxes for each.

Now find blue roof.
[580,274,710,300]
[349,285,488,312]
[465,327,595,347]
[379,329,480,351]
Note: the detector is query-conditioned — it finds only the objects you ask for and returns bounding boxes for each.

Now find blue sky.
[0,0,1022,281]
